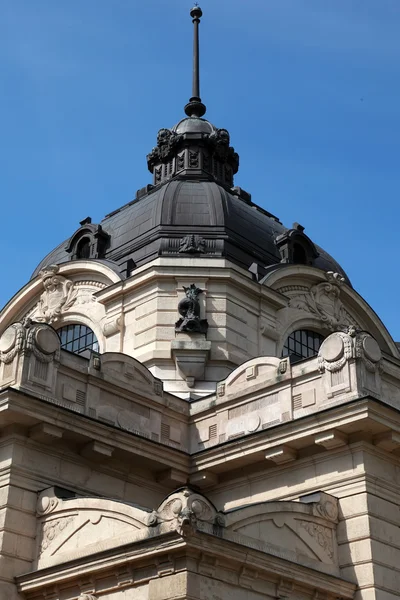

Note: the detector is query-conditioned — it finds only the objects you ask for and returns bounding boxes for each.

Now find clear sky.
[1,1,400,338]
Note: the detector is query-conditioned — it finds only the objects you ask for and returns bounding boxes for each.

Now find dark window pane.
[57,324,99,358]
[281,330,325,363]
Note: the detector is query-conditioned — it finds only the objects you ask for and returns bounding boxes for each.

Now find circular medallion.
[320,334,344,362]
[0,326,17,353]
[363,336,381,363]
[35,328,60,354]
[247,415,261,433]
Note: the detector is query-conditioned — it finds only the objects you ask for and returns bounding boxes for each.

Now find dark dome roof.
[31,180,350,284]
[29,4,351,289]
[172,117,216,135]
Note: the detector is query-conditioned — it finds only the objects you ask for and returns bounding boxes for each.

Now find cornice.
[3,387,400,490]
[93,259,287,309]
[16,528,355,600]
[0,388,190,472]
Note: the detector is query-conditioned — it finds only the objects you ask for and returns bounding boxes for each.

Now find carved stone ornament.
[176,284,208,334]
[0,321,26,364]
[355,331,383,373]
[299,521,334,559]
[318,331,354,373]
[312,496,339,523]
[147,128,182,170]
[156,488,224,537]
[209,128,239,173]
[0,319,60,365]
[34,265,78,324]
[77,595,97,600]
[318,327,382,374]
[40,516,74,556]
[37,489,60,516]
[286,271,353,331]
[179,234,206,254]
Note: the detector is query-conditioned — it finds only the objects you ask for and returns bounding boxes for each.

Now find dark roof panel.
[31,179,350,285]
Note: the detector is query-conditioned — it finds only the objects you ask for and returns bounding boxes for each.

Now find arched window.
[57,324,99,357]
[293,243,307,265]
[76,237,91,259]
[282,329,325,364]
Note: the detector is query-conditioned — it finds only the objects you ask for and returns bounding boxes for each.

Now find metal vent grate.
[161,423,170,440]
[209,424,218,439]
[293,394,302,410]
[76,390,87,406]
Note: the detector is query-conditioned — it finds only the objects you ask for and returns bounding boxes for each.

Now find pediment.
[36,488,339,576]
[36,488,156,569]
[217,356,289,399]
[224,499,337,566]
[100,353,162,393]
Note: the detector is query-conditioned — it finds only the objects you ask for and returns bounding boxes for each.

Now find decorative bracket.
[171,337,211,387]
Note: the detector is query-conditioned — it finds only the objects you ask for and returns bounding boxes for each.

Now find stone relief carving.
[176,284,208,334]
[317,330,354,373]
[189,150,199,168]
[157,488,224,537]
[34,265,78,324]
[0,319,60,365]
[179,234,206,254]
[37,489,60,516]
[355,330,383,373]
[318,327,382,374]
[35,486,340,579]
[299,521,333,559]
[160,236,222,257]
[40,517,74,556]
[287,272,352,331]
[147,128,182,169]
[312,496,339,523]
[0,320,26,364]
[209,128,239,173]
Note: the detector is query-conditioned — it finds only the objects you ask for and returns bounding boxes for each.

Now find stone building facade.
[0,6,399,600]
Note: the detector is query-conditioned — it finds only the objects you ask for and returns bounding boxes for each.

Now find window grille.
[57,324,99,357]
[281,329,324,364]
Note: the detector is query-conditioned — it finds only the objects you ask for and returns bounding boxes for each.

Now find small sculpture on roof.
[176,284,208,334]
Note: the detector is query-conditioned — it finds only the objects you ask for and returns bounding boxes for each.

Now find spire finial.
[184,5,207,118]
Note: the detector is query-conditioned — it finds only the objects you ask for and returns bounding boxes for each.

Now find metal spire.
[184,4,207,118]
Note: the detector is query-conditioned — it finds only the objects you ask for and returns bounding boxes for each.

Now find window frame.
[281,329,325,364]
[57,324,99,357]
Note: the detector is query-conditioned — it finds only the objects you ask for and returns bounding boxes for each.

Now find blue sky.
[1,1,400,338]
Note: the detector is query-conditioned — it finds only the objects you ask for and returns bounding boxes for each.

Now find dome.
[31,180,350,284]
[31,7,349,286]
[172,117,216,135]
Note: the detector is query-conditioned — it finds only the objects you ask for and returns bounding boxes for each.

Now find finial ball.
[190,4,202,20]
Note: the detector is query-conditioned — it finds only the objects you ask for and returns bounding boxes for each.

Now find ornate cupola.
[146,5,239,189]
[30,5,351,285]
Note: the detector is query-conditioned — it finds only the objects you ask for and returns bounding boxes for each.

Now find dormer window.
[76,237,91,259]
[275,223,319,266]
[66,217,110,262]
[293,243,307,265]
